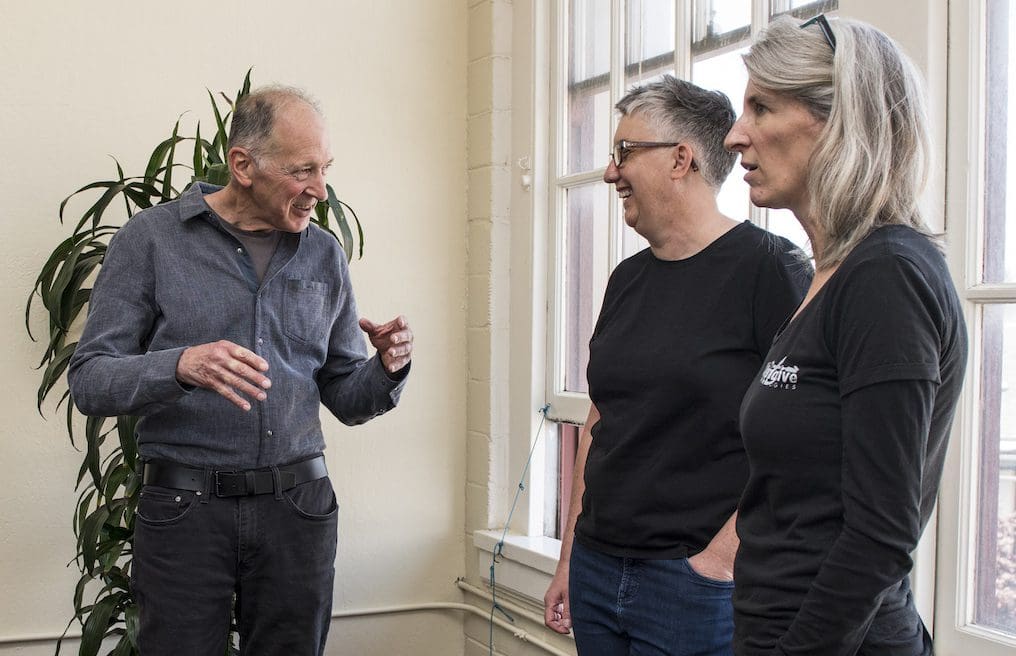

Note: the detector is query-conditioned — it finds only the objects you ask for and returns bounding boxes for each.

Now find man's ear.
[229,147,257,188]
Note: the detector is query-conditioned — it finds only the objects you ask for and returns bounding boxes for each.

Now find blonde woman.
[724,15,967,656]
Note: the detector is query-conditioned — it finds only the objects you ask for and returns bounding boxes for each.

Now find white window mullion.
[676,0,692,78]
[547,0,572,419]
[607,0,625,274]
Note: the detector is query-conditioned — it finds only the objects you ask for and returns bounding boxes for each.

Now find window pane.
[563,182,611,393]
[568,0,611,174]
[625,0,676,90]
[974,303,1016,632]
[697,0,750,37]
[693,49,751,221]
[544,422,580,539]
[984,0,1016,283]
[692,0,750,55]
[770,0,838,18]
[766,208,812,256]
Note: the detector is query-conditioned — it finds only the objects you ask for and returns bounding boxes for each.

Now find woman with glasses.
[724,15,967,656]
[543,75,811,656]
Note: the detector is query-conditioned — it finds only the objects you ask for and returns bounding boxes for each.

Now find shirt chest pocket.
[283,279,331,345]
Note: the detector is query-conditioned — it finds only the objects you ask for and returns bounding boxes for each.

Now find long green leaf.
[325,185,354,262]
[79,593,121,656]
[125,602,139,650]
[340,199,366,259]
[161,120,182,201]
[144,134,184,186]
[82,415,108,488]
[37,342,77,411]
[72,570,93,619]
[101,455,126,507]
[66,180,130,235]
[109,633,135,656]
[61,389,76,445]
[44,234,95,323]
[55,611,80,656]
[238,68,253,99]
[193,123,205,178]
[26,225,115,343]
[80,505,110,575]
[208,89,228,162]
[198,137,222,166]
[75,488,96,542]
[54,249,104,331]
[115,160,131,220]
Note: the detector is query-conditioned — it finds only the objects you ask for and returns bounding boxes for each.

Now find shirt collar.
[178,182,223,222]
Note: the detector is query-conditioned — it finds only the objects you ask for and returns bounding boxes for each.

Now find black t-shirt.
[734,225,968,655]
[576,221,812,559]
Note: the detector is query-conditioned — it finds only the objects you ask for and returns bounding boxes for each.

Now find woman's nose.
[724,119,748,152]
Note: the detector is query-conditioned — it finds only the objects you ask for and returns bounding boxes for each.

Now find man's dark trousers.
[132,473,338,655]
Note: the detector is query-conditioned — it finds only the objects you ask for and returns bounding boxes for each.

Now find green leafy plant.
[26,71,364,656]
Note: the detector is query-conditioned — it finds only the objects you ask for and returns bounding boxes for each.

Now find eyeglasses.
[801,14,836,53]
[611,140,694,169]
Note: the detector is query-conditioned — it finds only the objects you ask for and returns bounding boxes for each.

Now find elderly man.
[68,86,412,655]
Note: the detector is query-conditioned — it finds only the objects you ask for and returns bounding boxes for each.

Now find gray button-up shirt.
[68,183,406,468]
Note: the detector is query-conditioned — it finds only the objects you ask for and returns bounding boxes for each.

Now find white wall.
[0,2,467,654]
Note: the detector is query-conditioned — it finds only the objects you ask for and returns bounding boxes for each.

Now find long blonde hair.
[743,16,933,268]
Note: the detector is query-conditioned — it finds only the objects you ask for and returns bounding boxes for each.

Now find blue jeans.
[569,541,735,656]
[132,474,338,655]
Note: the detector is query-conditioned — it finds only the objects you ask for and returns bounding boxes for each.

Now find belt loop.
[271,466,283,500]
[201,467,213,504]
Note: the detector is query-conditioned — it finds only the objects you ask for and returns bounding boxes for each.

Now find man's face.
[246,101,333,233]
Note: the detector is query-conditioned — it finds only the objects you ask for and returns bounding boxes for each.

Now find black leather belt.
[142,455,328,497]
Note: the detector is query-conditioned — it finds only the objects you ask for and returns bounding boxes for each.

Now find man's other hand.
[176,341,271,411]
[359,315,413,374]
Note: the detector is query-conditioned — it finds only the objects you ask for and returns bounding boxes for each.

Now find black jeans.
[132,474,338,655]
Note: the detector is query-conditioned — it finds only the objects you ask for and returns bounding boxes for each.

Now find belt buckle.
[214,470,238,497]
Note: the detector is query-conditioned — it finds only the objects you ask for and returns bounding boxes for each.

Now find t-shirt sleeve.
[829,253,944,395]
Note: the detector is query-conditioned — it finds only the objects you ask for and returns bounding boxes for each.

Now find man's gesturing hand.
[359,315,413,374]
[176,341,271,411]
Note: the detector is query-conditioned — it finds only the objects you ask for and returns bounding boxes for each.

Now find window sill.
[473,530,561,603]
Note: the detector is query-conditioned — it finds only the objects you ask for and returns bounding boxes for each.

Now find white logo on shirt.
[760,356,799,390]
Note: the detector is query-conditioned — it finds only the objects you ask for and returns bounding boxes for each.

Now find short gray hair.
[227,85,322,159]
[743,16,933,268]
[616,75,737,189]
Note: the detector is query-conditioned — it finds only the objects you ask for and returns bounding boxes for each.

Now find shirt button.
[266,430,273,437]
[257,338,264,345]
[236,247,244,254]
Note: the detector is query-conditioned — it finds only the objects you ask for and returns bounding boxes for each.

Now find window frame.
[937,0,1016,652]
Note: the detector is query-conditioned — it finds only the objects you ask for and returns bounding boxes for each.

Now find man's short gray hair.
[227,85,322,159]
